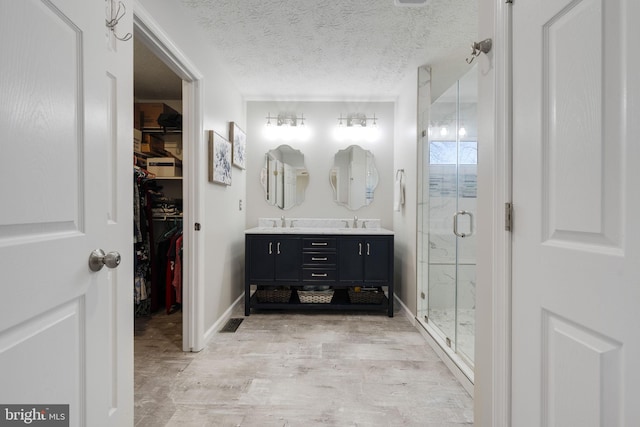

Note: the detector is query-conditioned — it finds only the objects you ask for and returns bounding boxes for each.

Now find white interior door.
[0,0,133,426]
[512,0,640,424]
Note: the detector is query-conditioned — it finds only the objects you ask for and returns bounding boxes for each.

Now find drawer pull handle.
[311,273,328,277]
[311,242,328,246]
[311,257,328,261]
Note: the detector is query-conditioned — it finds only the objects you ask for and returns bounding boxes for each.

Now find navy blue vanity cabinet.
[245,233,394,317]
[338,236,392,283]
[247,236,301,282]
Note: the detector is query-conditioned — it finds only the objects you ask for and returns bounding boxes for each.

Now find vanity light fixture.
[264,112,310,141]
[265,112,306,128]
[429,120,469,139]
[334,113,380,142]
[337,113,378,128]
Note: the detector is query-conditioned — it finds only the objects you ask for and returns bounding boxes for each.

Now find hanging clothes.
[163,229,183,314]
[134,167,153,316]
[134,164,184,316]
[172,234,183,304]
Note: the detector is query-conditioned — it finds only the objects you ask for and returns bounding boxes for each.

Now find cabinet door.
[248,236,275,281]
[363,237,390,282]
[338,237,364,282]
[274,237,301,281]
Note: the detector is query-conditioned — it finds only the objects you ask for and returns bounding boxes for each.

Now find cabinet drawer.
[303,238,336,250]
[302,268,336,281]
[303,252,337,265]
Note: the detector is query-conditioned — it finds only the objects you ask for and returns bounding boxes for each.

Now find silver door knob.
[88,249,121,272]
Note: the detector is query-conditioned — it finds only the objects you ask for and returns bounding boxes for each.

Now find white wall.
[137,0,246,335]
[392,72,419,314]
[245,101,395,229]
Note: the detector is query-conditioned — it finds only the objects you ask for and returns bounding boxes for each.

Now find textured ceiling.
[175,0,478,99]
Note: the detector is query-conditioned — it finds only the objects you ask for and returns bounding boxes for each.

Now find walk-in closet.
[133,36,185,349]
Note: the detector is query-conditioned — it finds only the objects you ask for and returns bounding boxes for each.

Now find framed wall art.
[229,121,246,169]
[208,130,232,185]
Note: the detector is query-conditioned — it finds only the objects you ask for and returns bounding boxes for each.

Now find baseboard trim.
[202,293,245,346]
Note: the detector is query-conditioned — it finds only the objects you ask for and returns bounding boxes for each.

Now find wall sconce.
[264,112,310,141]
[335,113,380,142]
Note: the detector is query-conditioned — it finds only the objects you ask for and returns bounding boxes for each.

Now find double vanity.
[244,218,394,317]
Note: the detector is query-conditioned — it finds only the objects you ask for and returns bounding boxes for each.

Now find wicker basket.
[297,290,334,304]
[348,288,385,304]
[255,289,292,303]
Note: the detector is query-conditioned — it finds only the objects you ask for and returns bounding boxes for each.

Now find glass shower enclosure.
[418,65,477,378]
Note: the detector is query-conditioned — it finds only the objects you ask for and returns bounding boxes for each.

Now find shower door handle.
[453,210,474,238]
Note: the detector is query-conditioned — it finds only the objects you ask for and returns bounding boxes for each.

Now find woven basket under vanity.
[297,290,334,304]
[348,288,385,304]
[255,289,292,303]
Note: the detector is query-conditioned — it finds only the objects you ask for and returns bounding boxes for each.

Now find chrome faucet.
[342,220,350,228]
[272,219,278,228]
[281,215,286,227]
[353,215,358,228]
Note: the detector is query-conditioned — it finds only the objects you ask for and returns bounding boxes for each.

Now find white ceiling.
[134,0,478,100]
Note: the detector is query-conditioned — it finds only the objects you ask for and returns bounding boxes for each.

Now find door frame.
[475,0,512,425]
[133,4,206,351]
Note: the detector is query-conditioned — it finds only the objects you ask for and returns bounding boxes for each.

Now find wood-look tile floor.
[134,305,473,426]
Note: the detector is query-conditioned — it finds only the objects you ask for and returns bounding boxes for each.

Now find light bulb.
[458,126,467,137]
[440,127,448,136]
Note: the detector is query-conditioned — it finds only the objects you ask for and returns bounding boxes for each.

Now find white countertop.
[244,226,394,235]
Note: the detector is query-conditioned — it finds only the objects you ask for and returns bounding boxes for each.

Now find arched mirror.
[329,145,378,210]
[261,145,309,210]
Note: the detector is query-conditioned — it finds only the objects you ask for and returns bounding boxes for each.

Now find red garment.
[172,235,183,304]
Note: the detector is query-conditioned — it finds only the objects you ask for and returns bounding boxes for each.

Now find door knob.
[88,249,121,272]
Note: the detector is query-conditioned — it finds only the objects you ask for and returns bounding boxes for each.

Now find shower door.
[418,65,477,372]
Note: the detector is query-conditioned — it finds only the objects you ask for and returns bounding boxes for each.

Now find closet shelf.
[141,128,182,135]
[152,215,183,221]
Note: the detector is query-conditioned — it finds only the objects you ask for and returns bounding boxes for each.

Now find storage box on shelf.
[134,129,142,152]
[134,102,179,130]
[147,157,182,177]
[135,134,165,155]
